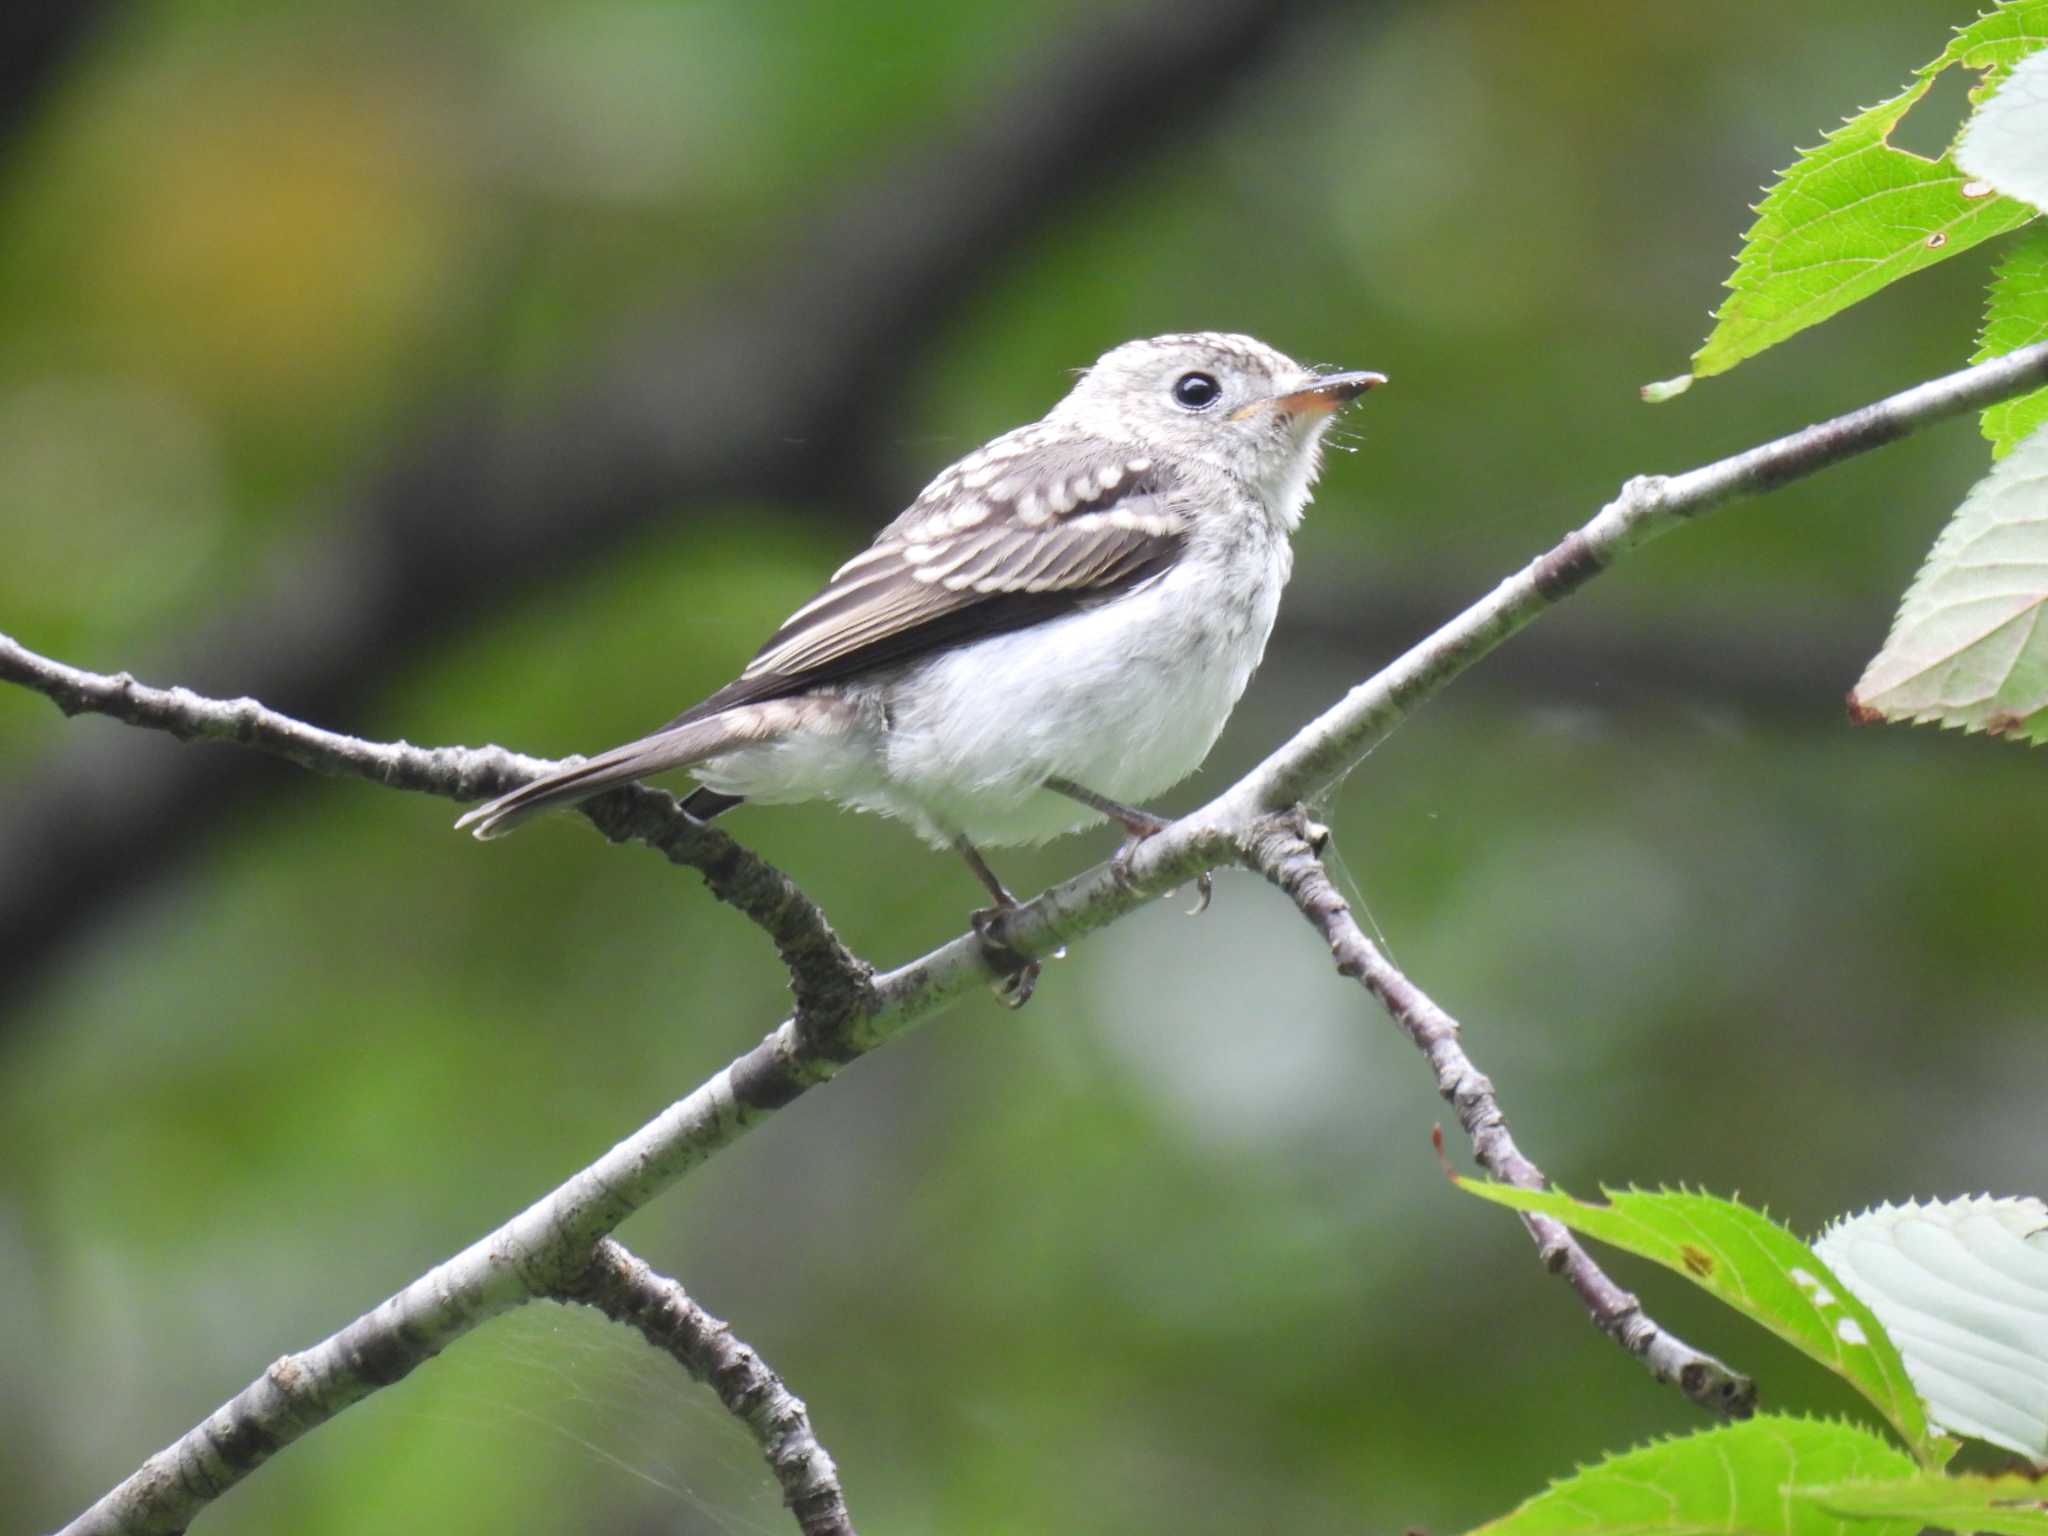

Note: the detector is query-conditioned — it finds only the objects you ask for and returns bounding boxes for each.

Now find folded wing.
[673,428,1189,725]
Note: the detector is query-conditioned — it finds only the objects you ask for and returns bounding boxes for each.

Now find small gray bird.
[459,332,1380,995]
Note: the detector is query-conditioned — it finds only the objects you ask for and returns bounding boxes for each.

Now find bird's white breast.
[863,514,1292,846]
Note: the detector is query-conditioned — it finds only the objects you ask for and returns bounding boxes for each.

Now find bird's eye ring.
[1171,371,1222,410]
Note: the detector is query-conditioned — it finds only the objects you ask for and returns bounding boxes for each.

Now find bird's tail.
[456,703,792,840]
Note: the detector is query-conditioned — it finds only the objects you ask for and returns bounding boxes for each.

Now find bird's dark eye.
[1171,371,1222,410]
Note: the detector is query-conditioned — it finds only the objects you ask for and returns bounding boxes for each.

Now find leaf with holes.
[1804,1472,2048,1536]
[1976,226,2048,456]
[1468,1416,1918,1536]
[1959,40,2048,215]
[1673,2,2046,386]
[1455,1182,1940,1460]
[1849,422,2048,743]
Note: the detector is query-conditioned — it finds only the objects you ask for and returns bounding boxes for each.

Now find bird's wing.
[458,432,1189,838]
[673,428,1190,724]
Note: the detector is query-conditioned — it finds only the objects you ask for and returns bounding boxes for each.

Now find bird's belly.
[878,571,1277,846]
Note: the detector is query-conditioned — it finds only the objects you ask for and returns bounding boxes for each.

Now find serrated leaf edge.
[1847,424,2048,744]
[1678,2,2048,385]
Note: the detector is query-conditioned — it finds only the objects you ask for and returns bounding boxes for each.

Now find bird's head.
[1048,332,1384,526]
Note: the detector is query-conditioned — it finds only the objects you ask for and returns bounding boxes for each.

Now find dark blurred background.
[3,3,2042,1532]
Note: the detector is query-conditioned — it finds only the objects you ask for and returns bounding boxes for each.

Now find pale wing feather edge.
[734,437,1186,687]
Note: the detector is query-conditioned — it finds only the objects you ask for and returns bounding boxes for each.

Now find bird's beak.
[1235,369,1388,420]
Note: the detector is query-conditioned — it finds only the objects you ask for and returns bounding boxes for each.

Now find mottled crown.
[1069,332,1305,403]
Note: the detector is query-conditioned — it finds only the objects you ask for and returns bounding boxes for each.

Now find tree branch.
[0,634,872,1024]
[1275,574,1886,720]
[56,1235,852,1536]
[29,341,2048,1532]
[572,1240,852,1536]
[1238,807,1756,1414]
[1215,338,2048,821]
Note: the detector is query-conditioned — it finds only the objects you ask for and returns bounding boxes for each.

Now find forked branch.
[56,1234,852,1536]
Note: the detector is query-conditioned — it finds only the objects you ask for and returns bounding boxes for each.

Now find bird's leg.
[1043,777,1212,915]
[956,836,1039,1010]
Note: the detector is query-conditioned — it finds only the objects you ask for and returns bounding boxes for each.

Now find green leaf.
[1849,422,2048,744]
[1681,2,2046,383]
[1468,1417,1918,1536]
[1804,1472,2048,1536]
[1456,1182,1938,1460]
[1977,226,2048,456]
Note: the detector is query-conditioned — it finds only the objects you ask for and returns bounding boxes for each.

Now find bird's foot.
[970,904,1040,1010]
[1045,778,1213,918]
[1108,828,1214,917]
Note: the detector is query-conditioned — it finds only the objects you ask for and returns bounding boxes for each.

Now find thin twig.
[572,1240,853,1536]
[1238,808,1757,1414]
[0,635,873,1025]
[31,341,2048,1534]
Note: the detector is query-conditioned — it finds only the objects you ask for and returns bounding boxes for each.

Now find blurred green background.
[4,2,2043,1533]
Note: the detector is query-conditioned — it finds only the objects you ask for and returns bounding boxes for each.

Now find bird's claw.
[1108,838,1143,893]
[1111,835,1216,918]
[970,905,1039,1010]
